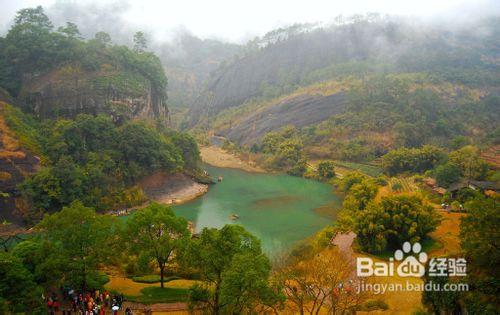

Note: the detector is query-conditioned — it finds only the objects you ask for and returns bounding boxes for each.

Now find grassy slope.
[105,275,198,304]
[0,101,43,159]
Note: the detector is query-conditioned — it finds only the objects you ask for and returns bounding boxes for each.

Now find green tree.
[355,195,440,252]
[124,202,189,288]
[187,225,277,314]
[336,171,366,192]
[36,201,116,291]
[57,22,81,39]
[449,146,489,180]
[261,126,306,175]
[94,31,111,47]
[342,179,379,211]
[394,122,424,147]
[422,273,461,314]
[0,252,43,313]
[460,197,500,313]
[220,252,283,313]
[133,31,148,52]
[2,6,54,94]
[169,132,201,170]
[11,239,67,288]
[317,160,336,179]
[381,145,446,176]
[274,139,303,167]
[19,114,192,214]
[20,157,89,213]
[450,136,471,150]
[434,162,461,187]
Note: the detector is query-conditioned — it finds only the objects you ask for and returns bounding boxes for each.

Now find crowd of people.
[45,287,133,315]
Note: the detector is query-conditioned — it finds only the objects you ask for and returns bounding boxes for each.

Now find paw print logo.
[394,242,428,277]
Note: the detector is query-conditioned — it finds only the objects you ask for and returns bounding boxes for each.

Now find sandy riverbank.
[200,145,265,173]
[139,172,208,205]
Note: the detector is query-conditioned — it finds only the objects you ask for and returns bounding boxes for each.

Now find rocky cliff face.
[0,100,40,225]
[222,93,347,146]
[17,65,169,122]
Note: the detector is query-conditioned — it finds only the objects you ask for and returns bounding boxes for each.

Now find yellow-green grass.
[105,275,198,297]
[428,211,463,257]
[352,252,424,315]
[125,287,189,304]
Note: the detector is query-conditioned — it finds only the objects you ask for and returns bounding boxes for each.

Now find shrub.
[381,145,446,176]
[358,299,389,311]
[450,201,461,211]
[391,182,403,191]
[317,160,336,179]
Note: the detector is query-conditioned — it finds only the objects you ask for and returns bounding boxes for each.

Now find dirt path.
[330,231,357,279]
[331,231,356,258]
[200,146,265,173]
[121,301,189,314]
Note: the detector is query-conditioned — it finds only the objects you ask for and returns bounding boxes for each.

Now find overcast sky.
[1,0,498,42]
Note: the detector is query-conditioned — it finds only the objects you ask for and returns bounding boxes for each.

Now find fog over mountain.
[2,0,499,42]
[0,0,498,109]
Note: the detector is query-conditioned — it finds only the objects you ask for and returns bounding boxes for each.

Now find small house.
[447,180,499,197]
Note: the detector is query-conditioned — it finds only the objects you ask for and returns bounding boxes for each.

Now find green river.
[172,165,342,254]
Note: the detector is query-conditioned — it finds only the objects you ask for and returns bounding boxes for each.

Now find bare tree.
[278,248,371,314]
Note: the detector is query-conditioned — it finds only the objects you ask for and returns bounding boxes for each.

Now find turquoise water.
[172,165,341,254]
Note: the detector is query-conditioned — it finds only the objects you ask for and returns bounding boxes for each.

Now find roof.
[424,177,437,187]
[433,187,447,195]
[470,180,500,191]
[447,181,469,192]
[448,180,499,192]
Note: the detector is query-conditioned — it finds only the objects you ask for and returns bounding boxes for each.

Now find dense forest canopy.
[5,102,200,221]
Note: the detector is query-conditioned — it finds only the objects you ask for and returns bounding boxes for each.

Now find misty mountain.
[41,1,243,109]
[186,16,500,129]
[155,32,242,108]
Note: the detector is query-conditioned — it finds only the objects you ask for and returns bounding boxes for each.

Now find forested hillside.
[0,6,169,121]
[0,7,202,225]
[186,15,499,159]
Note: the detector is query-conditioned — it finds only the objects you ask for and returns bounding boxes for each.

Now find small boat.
[218,176,223,182]
[230,214,239,220]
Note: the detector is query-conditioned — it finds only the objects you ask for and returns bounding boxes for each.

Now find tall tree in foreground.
[124,202,189,288]
[279,248,370,314]
[354,195,440,252]
[4,6,54,81]
[460,197,500,314]
[187,225,283,314]
[0,252,43,313]
[36,201,115,291]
